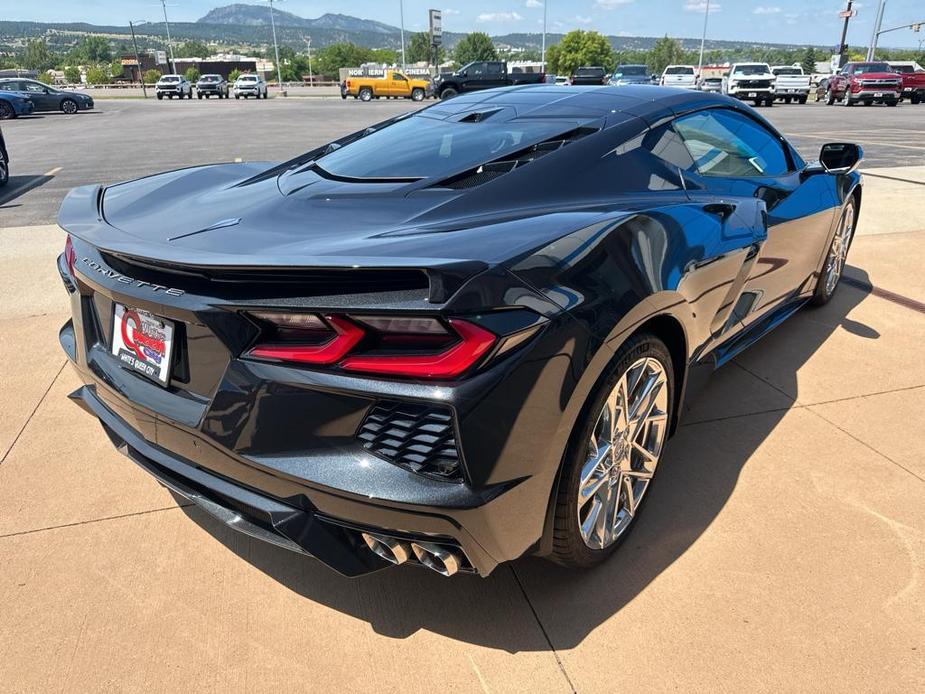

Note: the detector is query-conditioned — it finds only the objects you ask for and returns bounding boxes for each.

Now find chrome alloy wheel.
[824,204,855,296]
[577,357,669,549]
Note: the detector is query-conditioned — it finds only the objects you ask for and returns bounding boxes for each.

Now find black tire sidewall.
[550,333,674,568]
[811,198,856,306]
[0,101,12,119]
[61,99,77,114]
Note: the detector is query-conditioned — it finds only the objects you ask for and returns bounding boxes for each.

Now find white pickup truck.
[722,63,776,107]
[771,65,811,104]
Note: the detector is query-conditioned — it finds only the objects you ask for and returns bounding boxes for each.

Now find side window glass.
[470,63,485,76]
[394,73,407,82]
[25,82,45,93]
[673,109,790,178]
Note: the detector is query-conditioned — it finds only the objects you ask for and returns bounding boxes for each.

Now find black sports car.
[57,86,862,577]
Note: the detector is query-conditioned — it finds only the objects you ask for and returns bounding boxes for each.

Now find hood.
[59,162,628,278]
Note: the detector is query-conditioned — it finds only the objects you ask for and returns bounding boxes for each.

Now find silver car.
[233,75,268,99]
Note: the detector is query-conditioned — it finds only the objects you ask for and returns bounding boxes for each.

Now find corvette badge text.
[81,257,185,296]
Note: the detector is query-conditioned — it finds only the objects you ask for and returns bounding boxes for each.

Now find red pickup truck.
[823,61,902,107]
[889,63,925,104]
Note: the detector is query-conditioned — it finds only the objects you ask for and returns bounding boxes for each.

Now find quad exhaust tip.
[411,541,461,577]
[361,532,412,565]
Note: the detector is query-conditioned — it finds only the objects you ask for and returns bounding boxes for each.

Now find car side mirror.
[819,142,863,174]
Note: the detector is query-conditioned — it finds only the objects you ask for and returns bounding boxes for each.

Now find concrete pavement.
[1,171,923,692]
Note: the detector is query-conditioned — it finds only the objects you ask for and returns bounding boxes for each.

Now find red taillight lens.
[245,314,497,379]
[341,319,496,379]
[64,235,77,276]
[247,314,364,364]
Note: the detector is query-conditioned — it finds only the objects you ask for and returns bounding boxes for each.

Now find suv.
[659,65,697,88]
[723,63,776,106]
[823,62,902,107]
[196,74,229,99]
[233,74,268,99]
[570,67,608,86]
[156,75,192,100]
[609,64,652,86]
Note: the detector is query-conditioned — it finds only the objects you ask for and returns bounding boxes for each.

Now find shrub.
[85,66,109,86]
[228,69,242,82]
[63,66,81,84]
[143,68,162,84]
[184,66,200,83]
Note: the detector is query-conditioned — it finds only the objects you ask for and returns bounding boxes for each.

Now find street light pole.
[266,0,284,93]
[541,0,548,70]
[129,21,148,98]
[867,0,887,61]
[399,0,407,68]
[307,36,313,87]
[697,0,711,78]
[159,0,176,74]
[837,1,854,68]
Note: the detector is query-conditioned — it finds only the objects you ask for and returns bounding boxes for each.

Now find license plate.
[874,92,883,97]
[748,92,757,97]
[111,304,175,385]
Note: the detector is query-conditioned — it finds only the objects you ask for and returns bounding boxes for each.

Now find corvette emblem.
[80,257,185,296]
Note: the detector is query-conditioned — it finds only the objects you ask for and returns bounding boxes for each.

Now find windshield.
[238,76,258,82]
[316,115,580,180]
[733,65,769,75]
[615,65,647,76]
[200,75,220,82]
[773,68,801,75]
[854,63,891,74]
[160,76,180,82]
[665,66,694,75]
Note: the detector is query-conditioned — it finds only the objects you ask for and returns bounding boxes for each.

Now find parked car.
[233,74,268,99]
[570,66,608,86]
[0,125,8,187]
[723,63,776,106]
[344,70,431,102]
[822,62,902,106]
[57,85,863,578]
[554,75,570,86]
[433,61,545,99]
[608,64,652,86]
[659,65,697,88]
[0,89,35,120]
[888,62,925,104]
[155,75,193,100]
[0,78,92,114]
[771,65,811,103]
[697,76,724,93]
[196,74,229,99]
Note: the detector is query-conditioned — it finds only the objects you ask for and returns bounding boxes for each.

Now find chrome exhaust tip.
[361,532,412,565]
[411,541,461,577]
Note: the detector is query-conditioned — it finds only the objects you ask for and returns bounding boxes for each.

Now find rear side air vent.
[436,125,600,190]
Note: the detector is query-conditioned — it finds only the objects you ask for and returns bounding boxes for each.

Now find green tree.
[647,36,684,75]
[143,68,162,84]
[184,66,200,82]
[21,39,55,71]
[801,47,818,75]
[85,65,109,85]
[64,66,81,84]
[553,30,615,76]
[175,40,213,59]
[111,60,124,79]
[407,32,443,65]
[453,32,498,65]
[36,70,56,85]
[228,69,242,82]
[369,48,399,65]
[315,42,373,77]
[546,43,562,74]
[68,36,112,65]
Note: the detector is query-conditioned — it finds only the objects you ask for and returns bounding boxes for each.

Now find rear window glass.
[617,66,647,76]
[316,116,580,180]
[891,65,913,73]
[733,65,770,75]
[576,68,605,76]
[665,66,695,75]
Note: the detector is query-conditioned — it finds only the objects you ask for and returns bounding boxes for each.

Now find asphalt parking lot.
[1,96,924,692]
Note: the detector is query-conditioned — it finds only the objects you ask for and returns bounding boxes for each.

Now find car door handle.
[703,202,737,220]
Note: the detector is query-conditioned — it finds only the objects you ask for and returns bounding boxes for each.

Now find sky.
[1,0,923,48]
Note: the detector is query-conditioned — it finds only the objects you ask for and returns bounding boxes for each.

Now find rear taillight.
[245,313,497,380]
[64,235,77,276]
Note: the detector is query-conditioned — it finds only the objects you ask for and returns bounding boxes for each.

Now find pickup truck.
[771,65,811,104]
[345,70,431,102]
[659,65,697,89]
[822,61,902,107]
[433,61,545,99]
[723,63,776,106]
[889,62,925,104]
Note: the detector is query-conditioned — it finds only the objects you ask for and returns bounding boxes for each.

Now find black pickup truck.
[433,61,546,99]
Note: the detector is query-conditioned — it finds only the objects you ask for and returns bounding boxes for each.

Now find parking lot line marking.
[43,167,63,177]
[795,132,925,151]
[841,276,925,315]
[0,167,63,207]
[862,172,925,187]
[234,157,242,163]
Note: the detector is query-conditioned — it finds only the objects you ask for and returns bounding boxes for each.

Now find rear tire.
[798,95,808,104]
[886,99,897,107]
[912,94,922,105]
[549,333,674,568]
[825,89,835,105]
[439,87,458,99]
[811,199,856,307]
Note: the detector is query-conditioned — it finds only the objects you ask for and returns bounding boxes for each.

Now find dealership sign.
[430,9,442,46]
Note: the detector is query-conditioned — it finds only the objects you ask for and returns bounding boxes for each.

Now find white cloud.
[596,0,635,8]
[476,11,524,23]
[574,15,593,24]
[753,5,782,14]
[525,0,543,8]
[683,1,721,12]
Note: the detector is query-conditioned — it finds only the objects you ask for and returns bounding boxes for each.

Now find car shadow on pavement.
[0,174,54,208]
[178,268,874,652]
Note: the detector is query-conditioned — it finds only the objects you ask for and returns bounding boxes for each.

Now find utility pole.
[837,1,854,69]
[265,0,284,94]
[129,21,147,98]
[306,36,313,87]
[867,0,886,61]
[399,0,406,68]
[697,0,711,78]
[541,0,548,70]
[159,0,176,74]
